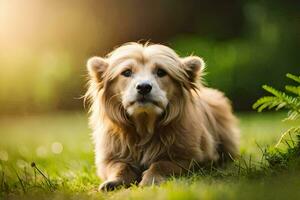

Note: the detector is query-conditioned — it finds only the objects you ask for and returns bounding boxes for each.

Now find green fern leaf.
[287,110,300,121]
[275,102,287,110]
[287,73,300,84]
[285,85,300,96]
[253,73,300,121]
[262,85,284,97]
[253,96,277,110]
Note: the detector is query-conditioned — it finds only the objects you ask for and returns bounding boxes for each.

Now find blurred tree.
[0,0,299,114]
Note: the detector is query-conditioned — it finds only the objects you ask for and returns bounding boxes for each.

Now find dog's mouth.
[128,96,163,108]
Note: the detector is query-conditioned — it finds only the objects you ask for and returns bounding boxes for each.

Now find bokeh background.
[0,1,300,197]
[0,0,299,115]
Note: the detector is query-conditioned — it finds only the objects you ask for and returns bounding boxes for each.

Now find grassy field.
[0,112,299,199]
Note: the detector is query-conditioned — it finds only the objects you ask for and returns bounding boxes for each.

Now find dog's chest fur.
[108,127,172,167]
[96,119,204,170]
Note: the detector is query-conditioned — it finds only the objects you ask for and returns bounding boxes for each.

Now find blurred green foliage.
[0,51,82,113]
[0,0,299,114]
[171,2,299,110]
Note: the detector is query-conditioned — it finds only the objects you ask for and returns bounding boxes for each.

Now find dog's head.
[86,43,205,127]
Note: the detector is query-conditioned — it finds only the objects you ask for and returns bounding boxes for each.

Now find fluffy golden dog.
[85,42,239,191]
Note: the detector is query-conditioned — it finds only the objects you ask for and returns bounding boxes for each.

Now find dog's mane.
[85,43,205,163]
[85,42,201,125]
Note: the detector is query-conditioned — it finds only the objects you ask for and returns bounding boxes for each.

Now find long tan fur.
[85,42,240,191]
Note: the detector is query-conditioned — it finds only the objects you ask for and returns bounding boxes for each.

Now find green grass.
[0,112,300,199]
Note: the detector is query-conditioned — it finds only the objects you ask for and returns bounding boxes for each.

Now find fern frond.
[275,102,287,110]
[286,110,300,121]
[287,73,300,84]
[253,96,291,112]
[262,85,284,97]
[264,85,300,110]
[253,96,278,112]
[285,85,300,96]
[253,73,300,121]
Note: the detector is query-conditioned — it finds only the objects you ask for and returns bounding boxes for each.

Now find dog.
[85,42,239,191]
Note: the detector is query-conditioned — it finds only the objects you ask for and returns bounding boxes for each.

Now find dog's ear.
[181,56,205,83]
[87,56,108,82]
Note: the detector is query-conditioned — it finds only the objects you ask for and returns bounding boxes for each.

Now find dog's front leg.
[99,162,139,191]
[139,160,188,186]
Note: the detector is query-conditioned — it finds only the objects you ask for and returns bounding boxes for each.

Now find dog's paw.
[139,174,165,187]
[98,180,123,192]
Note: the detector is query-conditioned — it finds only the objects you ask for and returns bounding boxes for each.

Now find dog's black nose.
[136,83,152,95]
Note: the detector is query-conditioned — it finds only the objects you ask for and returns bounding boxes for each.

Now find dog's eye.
[157,68,167,77]
[121,69,132,77]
